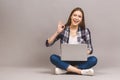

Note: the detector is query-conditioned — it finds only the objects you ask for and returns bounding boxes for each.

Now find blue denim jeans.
[50,54,97,70]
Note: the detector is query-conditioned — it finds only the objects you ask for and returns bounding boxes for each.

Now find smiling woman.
[70,10,83,27]
[46,7,97,76]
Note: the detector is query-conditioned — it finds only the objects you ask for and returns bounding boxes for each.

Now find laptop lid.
[61,44,88,61]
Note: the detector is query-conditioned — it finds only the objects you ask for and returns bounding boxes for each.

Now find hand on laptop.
[87,50,91,55]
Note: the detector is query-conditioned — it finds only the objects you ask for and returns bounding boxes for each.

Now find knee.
[50,54,60,63]
[88,56,97,65]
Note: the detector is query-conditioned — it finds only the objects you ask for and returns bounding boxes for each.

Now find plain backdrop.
[0,0,120,69]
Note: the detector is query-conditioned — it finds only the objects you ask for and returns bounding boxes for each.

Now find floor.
[0,67,120,80]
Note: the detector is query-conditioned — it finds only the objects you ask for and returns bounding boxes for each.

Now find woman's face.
[71,10,83,26]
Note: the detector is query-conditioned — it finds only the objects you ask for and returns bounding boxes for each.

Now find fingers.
[58,21,65,29]
[87,50,91,55]
[58,21,63,25]
[56,21,65,34]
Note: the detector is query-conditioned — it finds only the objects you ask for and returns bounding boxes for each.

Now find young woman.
[46,7,97,76]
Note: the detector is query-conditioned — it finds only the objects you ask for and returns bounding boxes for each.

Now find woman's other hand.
[87,50,92,55]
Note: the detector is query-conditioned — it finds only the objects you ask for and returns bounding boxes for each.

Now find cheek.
[79,17,82,20]
[71,17,74,22]
[71,16,74,20]
[79,18,82,22]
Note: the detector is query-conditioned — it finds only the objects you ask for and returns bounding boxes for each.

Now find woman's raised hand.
[56,21,65,34]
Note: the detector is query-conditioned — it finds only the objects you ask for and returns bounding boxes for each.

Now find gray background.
[0,0,120,70]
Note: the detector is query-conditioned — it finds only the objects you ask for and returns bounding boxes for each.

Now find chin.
[72,24,79,26]
[72,22,79,26]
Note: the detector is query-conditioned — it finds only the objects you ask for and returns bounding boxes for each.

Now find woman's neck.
[69,25,78,37]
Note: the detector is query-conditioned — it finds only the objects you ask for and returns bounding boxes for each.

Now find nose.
[75,15,79,20]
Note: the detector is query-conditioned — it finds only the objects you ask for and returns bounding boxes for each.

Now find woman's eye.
[78,15,82,18]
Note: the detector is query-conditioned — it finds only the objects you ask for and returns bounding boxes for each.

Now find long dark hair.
[65,7,86,30]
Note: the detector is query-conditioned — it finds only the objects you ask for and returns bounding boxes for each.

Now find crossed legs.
[50,54,97,75]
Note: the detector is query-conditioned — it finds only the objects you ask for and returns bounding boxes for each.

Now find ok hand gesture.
[56,21,65,34]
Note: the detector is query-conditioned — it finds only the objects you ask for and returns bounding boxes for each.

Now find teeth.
[73,20,78,23]
[74,21,78,23]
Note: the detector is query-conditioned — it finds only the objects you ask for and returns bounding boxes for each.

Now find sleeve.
[45,34,61,47]
[85,28,93,54]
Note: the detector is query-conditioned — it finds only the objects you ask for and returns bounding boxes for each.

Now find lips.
[73,19,79,24]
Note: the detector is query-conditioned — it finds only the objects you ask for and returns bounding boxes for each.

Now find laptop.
[61,44,88,61]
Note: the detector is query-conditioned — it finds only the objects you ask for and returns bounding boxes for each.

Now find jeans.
[50,54,97,70]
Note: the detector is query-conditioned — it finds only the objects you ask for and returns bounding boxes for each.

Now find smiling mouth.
[73,19,79,24]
